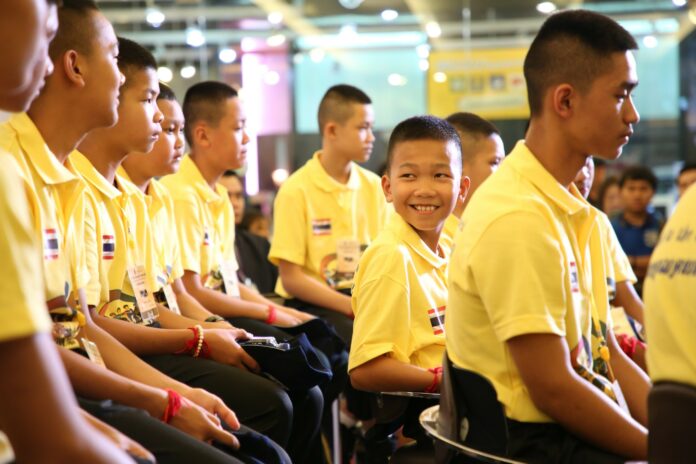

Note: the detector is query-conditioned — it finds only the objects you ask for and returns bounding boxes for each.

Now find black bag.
[240,333,333,391]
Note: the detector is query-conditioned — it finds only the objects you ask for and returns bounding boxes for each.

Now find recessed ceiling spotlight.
[186,27,205,47]
[180,65,196,79]
[145,8,165,27]
[642,35,658,48]
[267,11,284,25]
[219,48,237,64]
[536,2,557,14]
[157,66,173,83]
[433,72,447,83]
[381,9,398,21]
[425,21,442,38]
[266,34,286,47]
[673,0,687,6]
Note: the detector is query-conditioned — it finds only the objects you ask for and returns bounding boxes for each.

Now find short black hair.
[48,0,99,60]
[598,175,620,212]
[386,115,462,174]
[446,112,500,164]
[183,81,238,146]
[678,162,696,178]
[317,84,371,135]
[620,165,657,190]
[157,82,177,102]
[524,9,637,116]
[117,37,157,90]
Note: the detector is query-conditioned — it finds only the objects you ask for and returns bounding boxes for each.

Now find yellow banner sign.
[428,48,529,119]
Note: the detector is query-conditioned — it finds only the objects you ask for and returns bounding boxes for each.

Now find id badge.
[81,337,106,368]
[163,284,181,315]
[220,260,241,298]
[127,264,159,325]
[336,238,360,275]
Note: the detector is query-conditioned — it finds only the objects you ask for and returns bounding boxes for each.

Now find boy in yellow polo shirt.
[441,112,505,244]
[350,115,468,394]
[269,84,389,344]
[446,10,649,463]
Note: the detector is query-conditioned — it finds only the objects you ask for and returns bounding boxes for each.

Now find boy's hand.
[181,387,240,429]
[170,395,240,449]
[204,329,260,372]
[280,306,316,323]
[271,310,302,327]
[83,411,155,463]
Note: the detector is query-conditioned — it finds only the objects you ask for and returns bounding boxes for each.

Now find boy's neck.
[189,151,222,190]
[78,132,127,185]
[525,120,587,188]
[453,201,466,219]
[319,147,352,184]
[26,97,92,164]
[121,162,151,194]
[623,209,648,227]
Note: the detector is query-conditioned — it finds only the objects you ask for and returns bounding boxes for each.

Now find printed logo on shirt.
[312,218,332,236]
[102,235,115,260]
[569,261,580,293]
[44,228,59,260]
[428,305,446,335]
[203,228,211,246]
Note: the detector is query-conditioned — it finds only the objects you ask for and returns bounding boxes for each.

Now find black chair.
[433,352,521,463]
[648,381,696,463]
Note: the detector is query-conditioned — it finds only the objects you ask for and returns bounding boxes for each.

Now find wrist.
[161,388,183,423]
[265,305,277,324]
[145,387,169,419]
[425,367,442,393]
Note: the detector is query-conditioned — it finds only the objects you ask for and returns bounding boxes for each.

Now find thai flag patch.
[428,305,446,335]
[203,228,210,246]
[102,235,115,260]
[44,228,59,260]
[312,218,331,236]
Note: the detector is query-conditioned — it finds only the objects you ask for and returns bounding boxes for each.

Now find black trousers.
[141,353,323,464]
[506,419,627,464]
[284,298,354,347]
[78,397,291,464]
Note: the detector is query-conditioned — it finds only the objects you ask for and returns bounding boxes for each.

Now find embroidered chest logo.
[428,305,446,335]
[569,261,580,293]
[102,235,115,260]
[312,218,332,236]
[44,228,59,260]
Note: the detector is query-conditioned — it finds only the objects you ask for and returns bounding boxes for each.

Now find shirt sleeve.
[349,245,412,371]
[602,214,637,284]
[468,211,568,342]
[171,197,204,275]
[268,184,307,267]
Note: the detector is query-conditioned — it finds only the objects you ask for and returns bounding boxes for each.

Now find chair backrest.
[438,352,509,457]
[648,381,696,463]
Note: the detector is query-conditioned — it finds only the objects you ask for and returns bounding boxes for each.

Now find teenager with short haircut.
[350,115,468,393]
[447,10,649,462]
[269,84,388,344]
[611,165,663,293]
[160,80,323,464]
[676,162,696,198]
[443,112,505,242]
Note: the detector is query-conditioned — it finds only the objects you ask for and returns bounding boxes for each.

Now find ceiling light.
[180,65,196,79]
[673,0,687,6]
[266,34,286,47]
[145,8,165,27]
[536,2,557,14]
[309,48,325,63]
[186,27,205,47]
[387,73,407,86]
[219,48,237,64]
[425,21,442,38]
[339,24,357,39]
[157,66,173,83]
[338,0,364,9]
[433,72,447,83]
[418,59,429,71]
[271,168,289,186]
[264,70,281,86]
[642,35,658,48]
[267,11,284,25]
[381,9,398,21]
[416,44,430,59]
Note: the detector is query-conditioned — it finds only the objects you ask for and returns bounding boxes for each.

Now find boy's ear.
[458,175,471,203]
[192,124,211,149]
[324,121,337,140]
[552,83,575,119]
[381,174,393,203]
[62,50,85,88]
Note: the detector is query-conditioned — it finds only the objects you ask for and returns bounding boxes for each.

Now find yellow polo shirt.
[0,114,89,348]
[0,152,51,341]
[72,152,158,325]
[160,155,236,288]
[440,213,460,249]
[447,141,614,423]
[644,186,696,387]
[349,213,447,373]
[269,151,388,297]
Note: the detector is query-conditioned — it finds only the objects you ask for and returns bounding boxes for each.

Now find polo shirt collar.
[508,141,589,215]
[308,151,361,192]
[70,149,121,200]
[387,213,448,270]
[9,113,76,185]
[179,155,227,204]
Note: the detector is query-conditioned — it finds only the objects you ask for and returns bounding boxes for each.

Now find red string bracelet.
[174,326,198,355]
[162,389,182,423]
[265,305,277,325]
[424,367,442,393]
